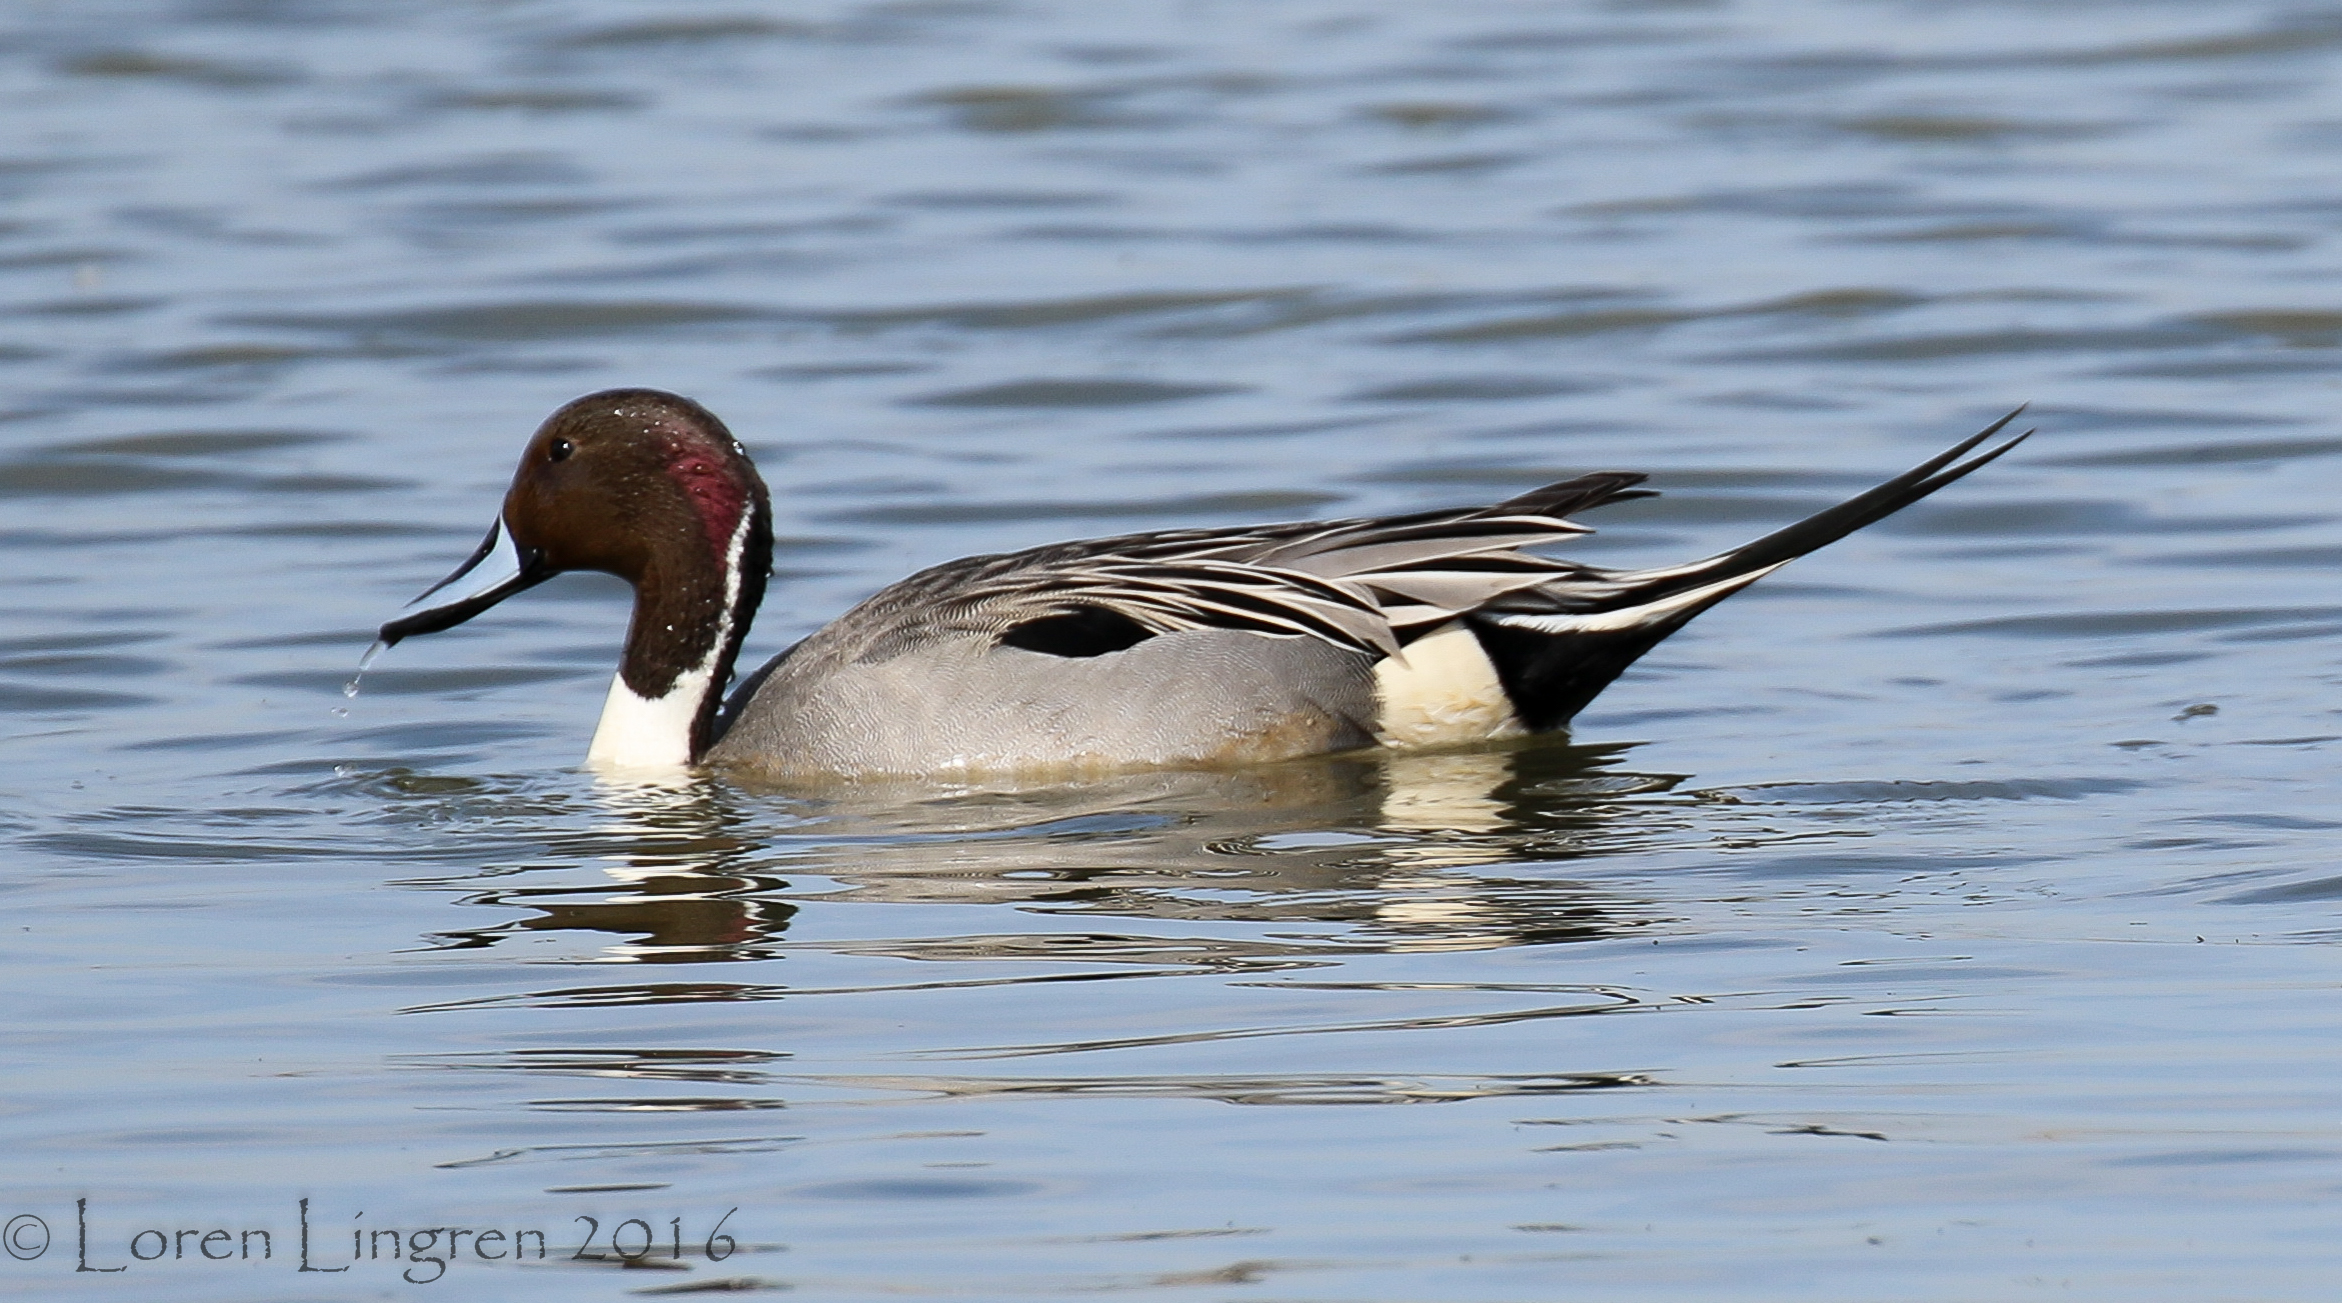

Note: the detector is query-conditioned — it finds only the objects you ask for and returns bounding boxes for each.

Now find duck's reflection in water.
[430,772,799,963]
[426,739,1685,973]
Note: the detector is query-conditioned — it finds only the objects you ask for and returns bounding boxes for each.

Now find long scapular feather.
[955,473,1658,659]
[960,557,1399,657]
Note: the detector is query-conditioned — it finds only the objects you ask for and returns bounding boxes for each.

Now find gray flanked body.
[377,389,2028,778]
[708,625,1376,776]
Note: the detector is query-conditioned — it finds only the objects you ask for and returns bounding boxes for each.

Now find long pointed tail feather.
[1616,406,2031,600]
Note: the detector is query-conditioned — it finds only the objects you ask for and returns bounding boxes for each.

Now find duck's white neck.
[586,666,720,769]
[585,503,760,771]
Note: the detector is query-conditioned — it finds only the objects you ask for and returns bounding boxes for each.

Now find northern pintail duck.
[377,391,2026,776]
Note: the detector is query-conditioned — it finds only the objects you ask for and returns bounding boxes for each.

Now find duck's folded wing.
[914,471,1659,660]
[943,556,1400,657]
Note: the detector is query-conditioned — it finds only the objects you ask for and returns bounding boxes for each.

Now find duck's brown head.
[378,389,774,765]
[500,389,766,587]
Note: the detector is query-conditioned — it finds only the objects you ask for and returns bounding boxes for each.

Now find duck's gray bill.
[378,520,552,648]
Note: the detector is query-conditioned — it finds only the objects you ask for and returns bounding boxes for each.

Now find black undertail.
[1467,614,1692,733]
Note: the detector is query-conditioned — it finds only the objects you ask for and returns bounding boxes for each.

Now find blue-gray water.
[5,1,2341,1298]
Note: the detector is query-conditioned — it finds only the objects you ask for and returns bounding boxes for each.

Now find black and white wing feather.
[849,471,1657,662]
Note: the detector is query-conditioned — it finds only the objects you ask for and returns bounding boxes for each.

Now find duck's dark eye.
[548,438,573,463]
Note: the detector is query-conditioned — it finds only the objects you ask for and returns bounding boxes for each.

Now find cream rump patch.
[1370,621,1524,749]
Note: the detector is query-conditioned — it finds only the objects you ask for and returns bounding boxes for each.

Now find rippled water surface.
[6,1,2342,1298]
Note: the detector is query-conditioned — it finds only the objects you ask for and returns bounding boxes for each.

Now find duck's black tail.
[1467,409,2031,731]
